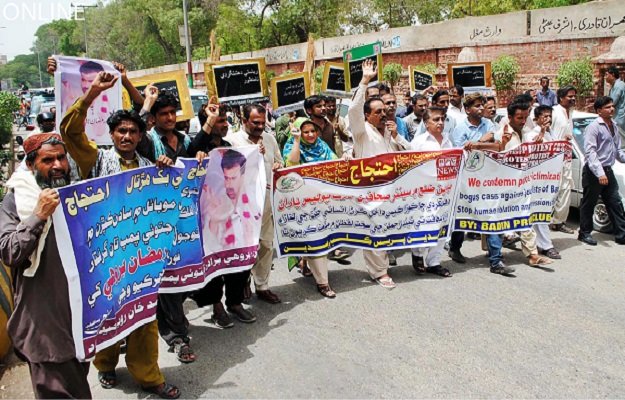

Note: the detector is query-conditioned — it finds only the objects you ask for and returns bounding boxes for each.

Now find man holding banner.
[347,59,410,289]
[0,133,92,399]
[59,71,182,399]
[227,104,284,304]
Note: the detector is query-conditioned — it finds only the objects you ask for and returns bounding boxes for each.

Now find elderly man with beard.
[60,72,182,399]
[187,101,257,327]
[226,103,284,304]
[347,59,410,289]
[0,133,93,399]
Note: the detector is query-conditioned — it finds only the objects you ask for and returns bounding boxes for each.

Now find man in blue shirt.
[606,66,625,138]
[450,93,495,147]
[578,96,625,246]
[382,93,410,141]
[537,77,557,107]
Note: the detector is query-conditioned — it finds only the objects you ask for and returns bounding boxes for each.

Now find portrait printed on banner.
[55,56,122,145]
[200,148,264,254]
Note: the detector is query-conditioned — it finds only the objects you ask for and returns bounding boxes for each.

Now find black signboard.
[346,55,378,92]
[136,81,182,112]
[326,66,345,93]
[213,63,263,101]
[451,65,486,88]
[277,78,305,105]
[412,70,433,91]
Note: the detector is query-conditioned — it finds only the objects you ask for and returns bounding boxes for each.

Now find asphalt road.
[2,215,625,398]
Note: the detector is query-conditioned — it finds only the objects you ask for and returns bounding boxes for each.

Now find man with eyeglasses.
[382,92,410,141]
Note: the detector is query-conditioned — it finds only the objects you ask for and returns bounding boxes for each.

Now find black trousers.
[449,231,464,251]
[156,293,189,346]
[191,270,250,308]
[28,358,91,399]
[579,165,625,240]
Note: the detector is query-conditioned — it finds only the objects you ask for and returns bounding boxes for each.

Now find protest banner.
[54,56,123,145]
[204,58,269,105]
[321,62,348,97]
[453,141,571,233]
[343,43,383,93]
[270,72,310,115]
[130,70,194,121]
[447,62,492,91]
[53,147,264,360]
[409,67,435,92]
[272,150,463,257]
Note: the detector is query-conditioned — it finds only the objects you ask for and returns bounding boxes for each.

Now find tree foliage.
[557,57,594,96]
[492,55,520,91]
[0,0,592,87]
[0,91,20,146]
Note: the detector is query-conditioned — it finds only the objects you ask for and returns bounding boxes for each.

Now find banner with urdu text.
[52,147,264,361]
[272,150,463,257]
[453,141,571,233]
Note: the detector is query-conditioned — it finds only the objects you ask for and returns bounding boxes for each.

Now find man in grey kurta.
[0,133,91,399]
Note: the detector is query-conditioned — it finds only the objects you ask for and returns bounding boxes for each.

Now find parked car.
[496,108,625,232]
[188,88,209,138]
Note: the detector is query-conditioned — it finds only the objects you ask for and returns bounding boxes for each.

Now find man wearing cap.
[0,132,92,398]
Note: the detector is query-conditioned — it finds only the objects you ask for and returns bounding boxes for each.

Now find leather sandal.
[317,284,336,298]
[98,371,117,389]
[142,382,181,399]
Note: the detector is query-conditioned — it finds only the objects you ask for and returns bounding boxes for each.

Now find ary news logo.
[464,151,485,172]
[1,2,86,22]
[436,154,462,180]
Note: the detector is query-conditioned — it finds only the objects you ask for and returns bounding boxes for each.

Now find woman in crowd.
[283,117,338,298]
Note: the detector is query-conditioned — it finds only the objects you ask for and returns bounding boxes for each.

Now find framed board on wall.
[409,67,435,93]
[447,62,492,89]
[321,62,347,97]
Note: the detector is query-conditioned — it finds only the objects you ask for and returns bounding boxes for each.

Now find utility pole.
[182,0,193,88]
[72,3,98,57]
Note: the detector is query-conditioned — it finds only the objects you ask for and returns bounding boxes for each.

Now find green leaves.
[492,55,520,91]
[382,63,404,89]
[0,92,20,146]
[557,57,593,96]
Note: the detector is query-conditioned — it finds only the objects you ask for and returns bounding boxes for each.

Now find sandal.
[168,338,196,363]
[373,276,396,290]
[142,382,181,399]
[412,255,426,274]
[540,247,561,260]
[317,284,336,298]
[299,259,313,277]
[425,265,452,277]
[98,371,117,389]
[529,255,553,267]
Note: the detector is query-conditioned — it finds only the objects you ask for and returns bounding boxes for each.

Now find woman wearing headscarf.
[282,118,338,298]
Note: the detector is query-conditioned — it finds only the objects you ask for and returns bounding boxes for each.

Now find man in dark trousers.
[578,96,625,246]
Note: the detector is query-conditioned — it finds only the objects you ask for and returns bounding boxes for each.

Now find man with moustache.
[382,92,410,141]
[415,90,457,138]
[347,59,410,290]
[60,72,181,399]
[549,86,577,234]
[403,94,428,140]
[226,104,284,304]
[409,106,454,278]
[0,132,92,398]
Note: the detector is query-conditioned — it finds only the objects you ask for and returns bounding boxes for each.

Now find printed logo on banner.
[276,173,304,192]
[465,151,485,172]
[436,154,462,180]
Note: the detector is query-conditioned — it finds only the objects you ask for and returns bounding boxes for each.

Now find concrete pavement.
[1,216,625,398]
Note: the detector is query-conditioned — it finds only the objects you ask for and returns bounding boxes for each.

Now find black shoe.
[577,233,597,246]
[227,305,257,323]
[490,261,515,275]
[615,237,625,245]
[411,255,425,274]
[211,312,234,329]
[448,249,466,264]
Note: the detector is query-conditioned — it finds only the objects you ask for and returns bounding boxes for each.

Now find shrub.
[0,91,20,146]
[382,62,404,91]
[557,57,594,96]
[492,55,520,91]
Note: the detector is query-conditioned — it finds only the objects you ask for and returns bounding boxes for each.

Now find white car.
[496,108,625,232]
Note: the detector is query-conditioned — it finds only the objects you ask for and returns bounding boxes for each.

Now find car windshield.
[191,95,208,115]
[572,117,598,150]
